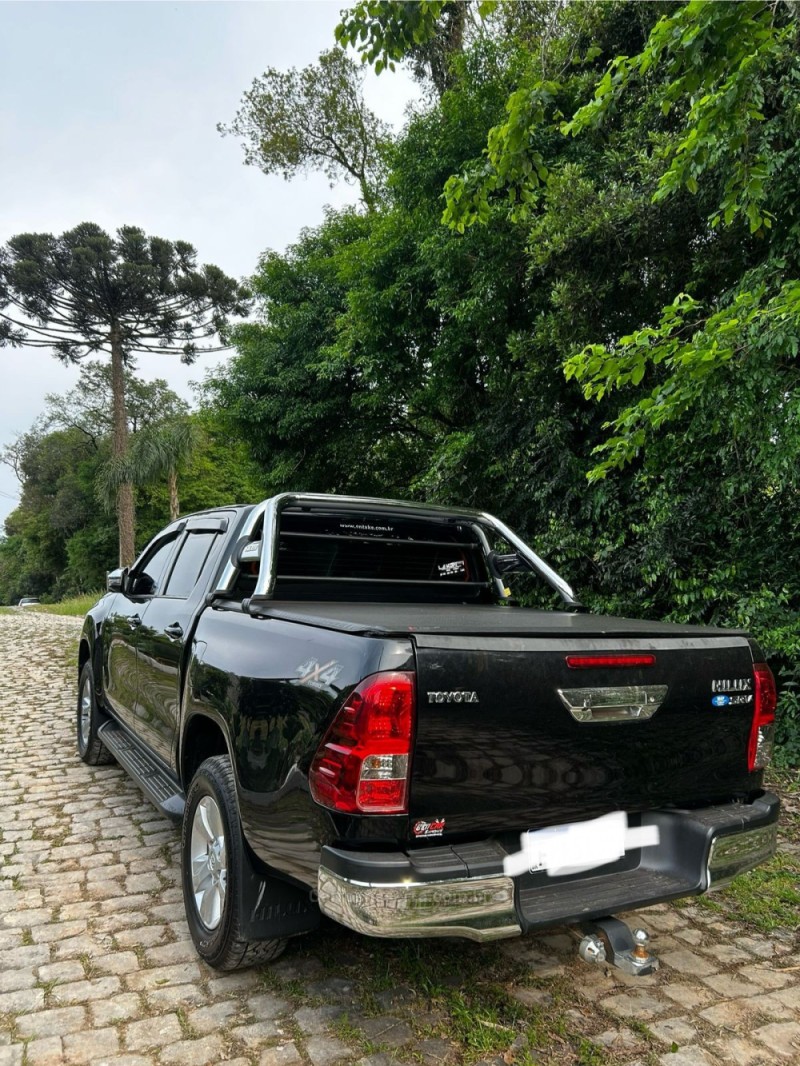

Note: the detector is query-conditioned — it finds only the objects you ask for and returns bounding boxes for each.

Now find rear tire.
[77,661,114,765]
[181,754,287,970]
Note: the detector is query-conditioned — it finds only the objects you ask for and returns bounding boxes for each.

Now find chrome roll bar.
[213,492,581,611]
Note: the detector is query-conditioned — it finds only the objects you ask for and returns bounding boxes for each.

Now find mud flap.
[237,842,321,941]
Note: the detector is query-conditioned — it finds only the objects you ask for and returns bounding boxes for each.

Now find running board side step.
[578,916,658,976]
[98,720,186,822]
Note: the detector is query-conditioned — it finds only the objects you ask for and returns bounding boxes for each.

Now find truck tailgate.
[409,633,758,837]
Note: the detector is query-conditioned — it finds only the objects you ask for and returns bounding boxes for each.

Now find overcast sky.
[0,1,419,527]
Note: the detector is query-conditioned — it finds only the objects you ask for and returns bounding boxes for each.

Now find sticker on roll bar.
[503,811,660,879]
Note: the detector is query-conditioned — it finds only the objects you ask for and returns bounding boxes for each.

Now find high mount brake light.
[566,654,656,670]
[309,672,416,815]
[748,663,777,772]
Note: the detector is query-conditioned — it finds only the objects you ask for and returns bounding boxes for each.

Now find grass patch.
[698,850,800,933]
[29,592,104,617]
[280,932,611,1066]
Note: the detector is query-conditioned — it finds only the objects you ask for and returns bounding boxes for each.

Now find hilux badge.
[711,678,752,693]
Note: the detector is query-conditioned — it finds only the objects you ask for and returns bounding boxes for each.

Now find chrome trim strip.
[317,868,521,942]
[557,685,669,723]
[706,824,778,891]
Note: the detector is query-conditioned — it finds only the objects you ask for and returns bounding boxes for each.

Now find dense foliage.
[4,2,798,763]
[0,365,264,604]
[207,0,800,764]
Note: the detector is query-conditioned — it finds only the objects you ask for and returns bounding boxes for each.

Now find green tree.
[336,0,496,93]
[219,48,390,210]
[0,223,249,566]
[98,418,198,523]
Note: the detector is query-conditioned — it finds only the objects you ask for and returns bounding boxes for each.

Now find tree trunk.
[168,466,180,522]
[110,328,136,567]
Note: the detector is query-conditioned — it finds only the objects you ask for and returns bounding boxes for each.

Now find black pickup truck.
[78,493,779,970]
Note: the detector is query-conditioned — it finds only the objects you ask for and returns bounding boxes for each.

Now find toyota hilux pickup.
[77,493,780,970]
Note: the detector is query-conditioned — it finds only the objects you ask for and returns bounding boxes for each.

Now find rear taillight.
[748,663,777,771]
[309,672,415,814]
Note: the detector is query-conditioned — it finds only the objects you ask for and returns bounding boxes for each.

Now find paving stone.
[702,971,763,998]
[704,943,755,965]
[739,965,792,990]
[258,1046,303,1066]
[735,937,781,959]
[357,1016,414,1047]
[144,940,202,967]
[92,950,141,975]
[648,1016,697,1046]
[51,975,122,1004]
[771,985,800,1010]
[592,1028,640,1049]
[232,1021,285,1046]
[113,925,170,948]
[124,1014,184,1051]
[672,927,705,946]
[657,1050,717,1066]
[0,1046,23,1066]
[37,959,86,983]
[24,1038,65,1066]
[663,983,716,1010]
[187,1000,240,1034]
[699,999,754,1029]
[599,991,670,1020]
[0,968,37,993]
[146,984,209,1011]
[659,949,718,978]
[16,1006,87,1039]
[159,1035,227,1065]
[751,1021,800,1059]
[416,1038,457,1064]
[241,992,288,1021]
[0,986,46,1014]
[2,944,50,969]
[294,1005,350,1035]
[304,1035,354,1065]
[709,1037,769,1065]
[90,992,143,1026]
[63,1027,120,1062]
[126,962,205,991]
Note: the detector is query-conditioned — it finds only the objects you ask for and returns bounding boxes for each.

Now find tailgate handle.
[557,685,668,723]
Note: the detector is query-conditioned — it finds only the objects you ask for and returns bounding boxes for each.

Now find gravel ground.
[0,612,798,1066]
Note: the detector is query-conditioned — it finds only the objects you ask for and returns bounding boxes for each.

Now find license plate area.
[510,811,649,885]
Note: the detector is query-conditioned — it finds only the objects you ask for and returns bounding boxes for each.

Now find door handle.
[164,622,184,639]
[128,614,142,630]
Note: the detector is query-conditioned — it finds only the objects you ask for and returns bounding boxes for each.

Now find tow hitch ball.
[578,916,658,976]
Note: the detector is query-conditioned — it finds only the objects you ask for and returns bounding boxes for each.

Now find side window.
[131,536,178,597]
[163,532,218,599]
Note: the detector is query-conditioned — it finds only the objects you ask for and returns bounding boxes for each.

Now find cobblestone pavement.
[1,613,799,1066]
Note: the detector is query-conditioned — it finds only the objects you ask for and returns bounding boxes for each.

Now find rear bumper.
[317,791,779,942]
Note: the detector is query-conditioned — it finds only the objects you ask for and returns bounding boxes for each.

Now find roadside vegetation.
[2,1,799,765]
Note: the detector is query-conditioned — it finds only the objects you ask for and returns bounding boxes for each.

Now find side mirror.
[107,567,128,593]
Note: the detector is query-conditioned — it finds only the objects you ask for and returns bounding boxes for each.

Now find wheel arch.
[181,712,231,792]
